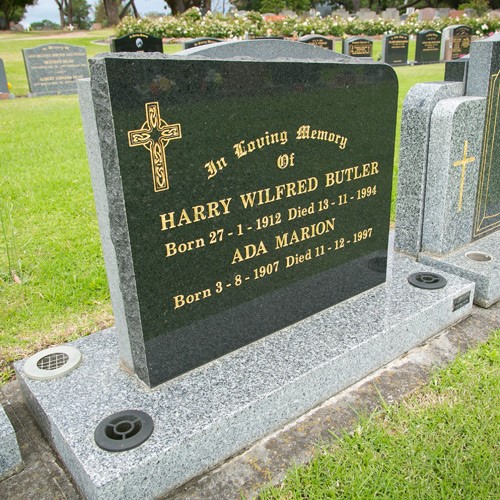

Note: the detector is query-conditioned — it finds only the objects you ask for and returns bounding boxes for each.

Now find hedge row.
[116,8,498,39]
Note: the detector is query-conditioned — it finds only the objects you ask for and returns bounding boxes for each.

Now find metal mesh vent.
[37,352,69,371]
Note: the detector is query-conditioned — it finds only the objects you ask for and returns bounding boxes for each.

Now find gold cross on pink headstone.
[128,102,182,192]
[453,140,476,212]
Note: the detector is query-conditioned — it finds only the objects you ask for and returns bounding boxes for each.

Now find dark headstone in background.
[22,44,89,96]
[299,34,333,50]
[111,32,164,53]
[444,56,469,85]
[381,33,409,66]
[415,30,441,65]
[86,49,397,386]
[0,58,8,93]
[182,37,222,50]
[441,25,472,61]
[342,37,373,58]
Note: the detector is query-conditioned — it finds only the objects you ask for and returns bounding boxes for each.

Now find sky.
[23,0,169,26]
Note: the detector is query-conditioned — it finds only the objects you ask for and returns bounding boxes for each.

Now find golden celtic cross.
[453,140,476,212]
[128,102,182,192]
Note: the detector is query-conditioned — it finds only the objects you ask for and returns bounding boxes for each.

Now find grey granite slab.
[394,82,464,256]
[15,252,474,499]
[419,230,500,307]
[421,96,486,254]
[78,78,138,378]
[0,404,22,480]
[466,33,500,98]
[173,39,358,62]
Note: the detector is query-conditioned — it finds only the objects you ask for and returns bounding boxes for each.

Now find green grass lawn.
[260,330,500,499]
[0,33,440,380]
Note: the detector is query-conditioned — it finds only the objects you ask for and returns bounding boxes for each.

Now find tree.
[71,0,91,28]
[95,0,138,26]
[0,0,35,28]
[54,0,70,27]
[164,0,212,16]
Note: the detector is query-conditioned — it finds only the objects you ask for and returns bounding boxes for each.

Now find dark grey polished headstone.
[23,44,89,96]
[81,42,397,387]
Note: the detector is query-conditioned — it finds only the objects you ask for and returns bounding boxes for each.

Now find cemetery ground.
[0,32,499,498]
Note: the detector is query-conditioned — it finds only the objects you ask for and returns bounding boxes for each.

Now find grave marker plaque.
[343,37,373,58]
[111,32,164,53]
[86,53,397,387]
[415,30,441,64]
[381,33,409,66]
[23,44,89,96]
[299,34,333,50]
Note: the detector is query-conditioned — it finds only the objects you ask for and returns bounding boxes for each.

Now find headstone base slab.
[15,254,474,499]
[419,230,500,307]
[0,404,22,480]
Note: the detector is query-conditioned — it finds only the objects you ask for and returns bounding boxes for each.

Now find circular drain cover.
[408,272,447,290]
[95,410,154,452]
[24,346,82,380]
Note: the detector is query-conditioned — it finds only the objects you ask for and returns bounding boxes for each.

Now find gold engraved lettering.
[275,217,336,249]
[453,140,476,212]
[160,198,232,231]
[205,157,227,179]
[128,102,182,192]
[325,162,379,186]
[165,238,205,258]
[239,177,318,209]
[173,288,212,309]
[233,130,288,159]
[232,241,268,264]
[296,125,347,149]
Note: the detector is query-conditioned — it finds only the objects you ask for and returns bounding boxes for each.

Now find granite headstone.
[444,56,469,85]
[22,44,90,96]
[396,35,500,307]
[343,37,373,58]
[441,25,472,61]
[381,33,409,66]
[111,33,164,53]
[299,34,333,50]
[415,30,441,65]
[82,49,397,387]
[182,37,222,50]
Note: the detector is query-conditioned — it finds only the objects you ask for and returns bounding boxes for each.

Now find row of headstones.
[113,25,472,65]
[7,24,473,99]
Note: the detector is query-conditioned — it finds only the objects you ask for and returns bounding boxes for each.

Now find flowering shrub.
[116,7,500,40]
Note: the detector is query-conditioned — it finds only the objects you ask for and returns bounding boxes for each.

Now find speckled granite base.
[419,230,500,307]
[15,253,474,499]
[0,404,22,480]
